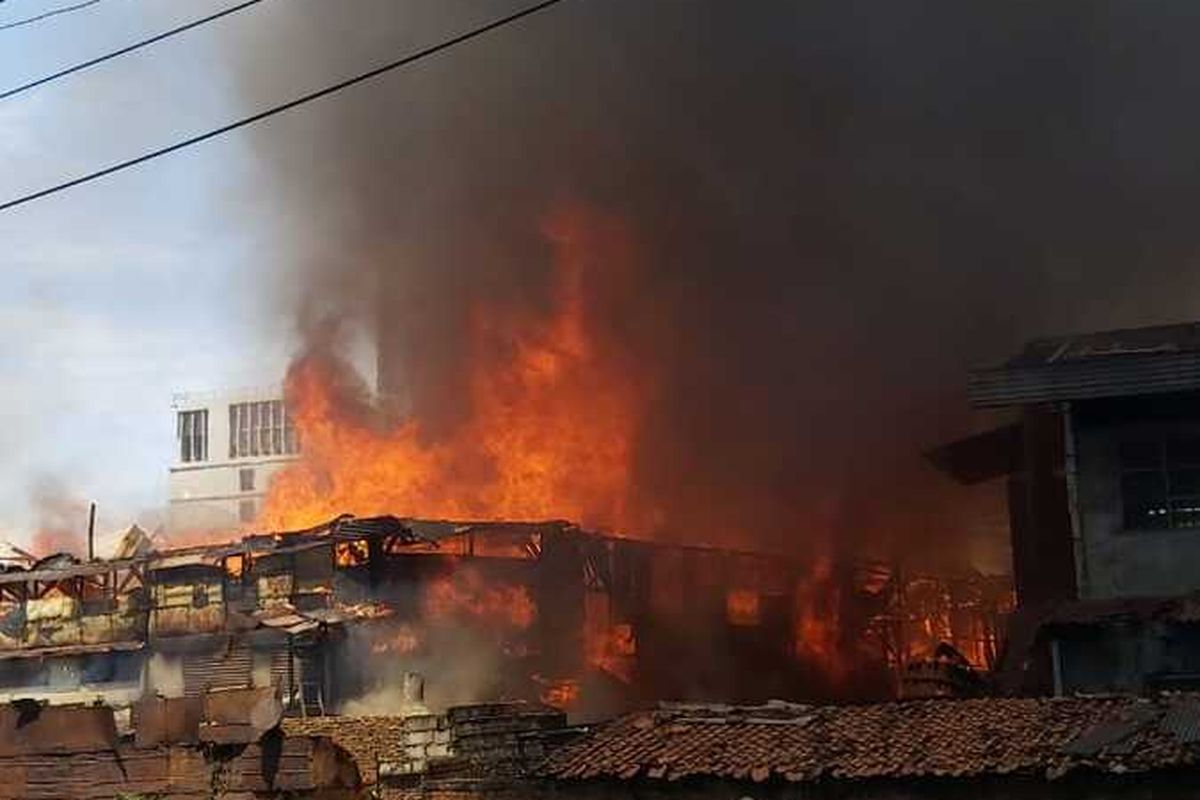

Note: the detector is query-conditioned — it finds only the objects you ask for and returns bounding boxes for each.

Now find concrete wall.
[168,387,298,534]
[1073,407,1200,599]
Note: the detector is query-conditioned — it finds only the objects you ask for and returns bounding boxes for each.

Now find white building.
[168,388,300,534]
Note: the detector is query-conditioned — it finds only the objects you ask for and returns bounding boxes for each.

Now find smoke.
[337,622,509,716]
[227,1,1200,567]
[28,476,89,557]
[145,653,185,699]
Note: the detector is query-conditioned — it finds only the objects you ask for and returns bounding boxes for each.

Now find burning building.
[0,515,842,716]
[0,507,1012,717]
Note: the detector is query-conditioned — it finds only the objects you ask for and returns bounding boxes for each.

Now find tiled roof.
[539,696,1200,784]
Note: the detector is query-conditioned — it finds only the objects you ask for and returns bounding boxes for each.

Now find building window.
[239,499,256,524]
[177,409,208,463]
[239,468,256,492]
[1120,437,1200,530]
[229,400,298,459]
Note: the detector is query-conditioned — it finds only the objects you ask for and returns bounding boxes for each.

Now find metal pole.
[87,502,96,561]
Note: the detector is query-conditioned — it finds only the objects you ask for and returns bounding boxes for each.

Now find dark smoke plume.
[228,1,1200,568]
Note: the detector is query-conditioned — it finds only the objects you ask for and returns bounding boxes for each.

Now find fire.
[584,591,636,683]
[423,567,536,630]
[371,623,421,655]
[334,539,370,568]
[535,675,581,709]
[587,622,636,684]
[726,589,761,626]
[794,555,844,682]
[256,204,653,535]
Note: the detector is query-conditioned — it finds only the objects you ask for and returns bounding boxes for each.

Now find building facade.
[937,321,1200,694]
[169,388,300,534]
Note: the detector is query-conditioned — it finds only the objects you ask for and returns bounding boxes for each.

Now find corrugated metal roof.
[1159,703,1200,744]
[1011,323,1200,367]
[0,558,144,586]
[0,640,143,661]
[969,351,1200,407]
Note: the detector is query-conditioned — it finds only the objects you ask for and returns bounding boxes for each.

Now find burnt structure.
[934,321,1200,695]
[0,518,837,715]
[0,515,1013,711]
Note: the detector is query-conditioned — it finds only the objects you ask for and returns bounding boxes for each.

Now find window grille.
[229,400,298,458]
[177,409,208,463]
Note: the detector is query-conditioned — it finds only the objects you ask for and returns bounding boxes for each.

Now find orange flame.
[371,623,421,655]
[536,676,581,709]
[726,589,761,626]
[257,205,653,535]
[794,555,844,683]
[423,567,536,630]
[334,539,370,568]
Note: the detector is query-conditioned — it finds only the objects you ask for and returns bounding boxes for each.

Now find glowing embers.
[223,554,245,580]
[535,675,581,709]
[370,622,421,656]
[726,589,761,626]
[334,539,370,568]
[793,556,845,683]
[584,591,636,684]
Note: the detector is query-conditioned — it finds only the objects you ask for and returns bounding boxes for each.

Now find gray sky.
[0,0,301,542]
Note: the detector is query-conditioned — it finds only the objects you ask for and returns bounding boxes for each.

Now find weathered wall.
[1073,395,1200,599]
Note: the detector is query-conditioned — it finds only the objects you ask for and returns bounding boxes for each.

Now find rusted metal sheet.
[0,735,352,798]
[202,685,281,728]
[1,743,212,799]
[0,703,117,756]
[133,695,202,747]
[223,735,361,794]
[198,722,259,745]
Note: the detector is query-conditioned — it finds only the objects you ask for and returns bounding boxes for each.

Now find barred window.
[229,400,298,458]
[1120,437,1200,530]
[177,410,208,463]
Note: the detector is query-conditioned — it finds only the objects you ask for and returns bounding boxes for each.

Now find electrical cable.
[0,0,103,32]
[0,0,569,214]
[1,0,267,101]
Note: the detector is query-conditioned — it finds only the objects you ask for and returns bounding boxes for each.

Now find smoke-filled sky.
[4,0,1200,566]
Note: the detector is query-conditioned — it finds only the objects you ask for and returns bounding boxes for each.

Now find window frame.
[1119,434,1200,531]
[229,400,298,459]
[177,409,208,463]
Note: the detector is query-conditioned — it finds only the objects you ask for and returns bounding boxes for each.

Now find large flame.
[257,205,651,533]
[253,202,859,690]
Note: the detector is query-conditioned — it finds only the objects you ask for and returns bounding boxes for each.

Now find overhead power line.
[0,0,569,214]
[0,0,103,31]
[1,0,267,101]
